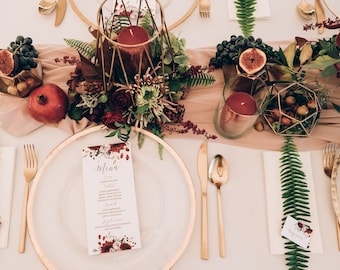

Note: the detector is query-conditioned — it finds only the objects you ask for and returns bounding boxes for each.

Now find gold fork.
[323,142,340,250]
[19,144,38,253]
[199,0,210,18]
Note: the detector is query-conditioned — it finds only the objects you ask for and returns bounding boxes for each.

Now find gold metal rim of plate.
[331,152,340,225]
[26,124,196,270]
[68,0,199,31]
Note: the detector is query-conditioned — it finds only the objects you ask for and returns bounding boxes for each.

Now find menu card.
[81,142,141,255]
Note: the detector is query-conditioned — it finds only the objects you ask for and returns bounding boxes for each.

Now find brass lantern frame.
[93,0,173,91]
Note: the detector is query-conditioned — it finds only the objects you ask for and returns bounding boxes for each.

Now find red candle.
[117,26,150,79]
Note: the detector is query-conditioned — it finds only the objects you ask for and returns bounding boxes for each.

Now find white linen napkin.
[0,146,16,248]
[263,151,323,254]
[227,0,271,20]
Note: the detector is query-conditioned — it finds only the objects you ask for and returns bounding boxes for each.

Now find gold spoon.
[209,154,229,258]
[296,0,315,20]
[38,0,57,15]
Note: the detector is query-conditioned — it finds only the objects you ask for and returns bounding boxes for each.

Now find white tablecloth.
[1,0,340,269]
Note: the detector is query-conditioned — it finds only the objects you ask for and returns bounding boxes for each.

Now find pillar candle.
[117,26,150,79]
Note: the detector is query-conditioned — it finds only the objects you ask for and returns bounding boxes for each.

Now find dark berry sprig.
[303,17,340,31]
[54,55,79,65]
[164,120,217,140]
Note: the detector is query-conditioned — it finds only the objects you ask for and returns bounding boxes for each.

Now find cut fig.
[238,48,267,75]
[0,49,17,76]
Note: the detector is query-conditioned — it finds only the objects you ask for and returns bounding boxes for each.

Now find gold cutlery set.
[196,139,340,259]
[13,140,340,256]
[197,140,228,259]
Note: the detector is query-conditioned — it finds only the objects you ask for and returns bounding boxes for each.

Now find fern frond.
[139,11,154,36]
[186,72,216,87]
[234,0,256,37]
[64,38,96,60]
[104,14,131,35]
[280,136,311,270]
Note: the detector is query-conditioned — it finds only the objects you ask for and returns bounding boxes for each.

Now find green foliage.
[139,11,154,36]
[105,14,130,35]
[106,122,131,142]
[234,0,256,37]
[317,35,340,59]
[302,34,340,78]
[303,55,340,77]
[280,136,311,270]
[64,38,96,60]
[151,32,215,95]
[185,72,216,87]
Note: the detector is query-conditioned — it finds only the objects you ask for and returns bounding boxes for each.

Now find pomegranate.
[28,83,69,124]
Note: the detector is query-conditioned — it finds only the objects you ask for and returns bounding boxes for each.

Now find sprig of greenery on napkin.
[234,0,256,37]
[280,136,311,269]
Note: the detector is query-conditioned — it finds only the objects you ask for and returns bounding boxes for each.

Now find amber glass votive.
[214,74,268,139]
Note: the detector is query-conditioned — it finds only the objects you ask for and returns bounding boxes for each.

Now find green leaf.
[321,64,338,77]
[303,55,340,70]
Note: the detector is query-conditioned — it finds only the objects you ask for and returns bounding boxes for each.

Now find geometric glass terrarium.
[262,82,321,137]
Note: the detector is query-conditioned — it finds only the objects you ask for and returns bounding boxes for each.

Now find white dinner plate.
[331,152,340,225]
[27,125,196,270]
[68,0,198,31]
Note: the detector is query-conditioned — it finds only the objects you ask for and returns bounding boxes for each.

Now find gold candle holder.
[94,0,173,90]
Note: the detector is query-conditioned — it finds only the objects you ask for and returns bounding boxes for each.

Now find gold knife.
[197,140,208,260]
[55,0,67,26]
[315,0,325,34]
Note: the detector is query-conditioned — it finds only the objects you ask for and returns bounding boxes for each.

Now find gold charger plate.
[68,0,199,31]
[27,125,196,270]
[331,152,340,224]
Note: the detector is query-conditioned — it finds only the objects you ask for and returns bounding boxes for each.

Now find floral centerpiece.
[64,0,216,143]
[209,30,340,137]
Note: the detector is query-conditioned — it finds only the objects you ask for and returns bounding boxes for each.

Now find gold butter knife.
[197,140,208,260]
[315,0,325,34]
[55,0,67,26]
